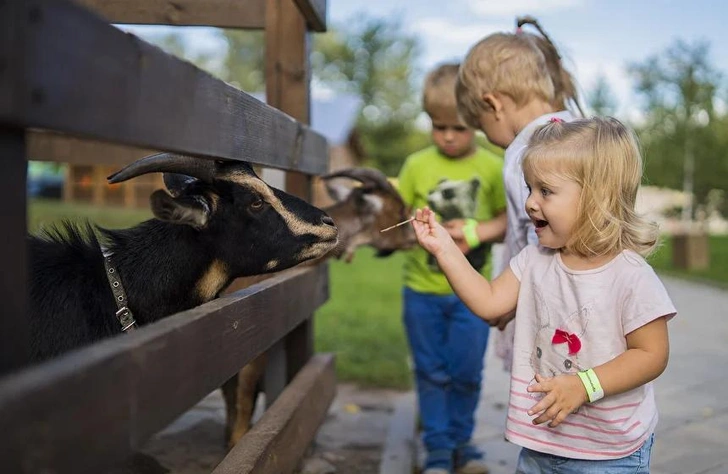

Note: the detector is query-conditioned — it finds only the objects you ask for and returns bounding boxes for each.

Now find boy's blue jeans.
[403,287,490,466]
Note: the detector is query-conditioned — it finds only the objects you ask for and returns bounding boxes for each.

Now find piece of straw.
[380,217,415,233]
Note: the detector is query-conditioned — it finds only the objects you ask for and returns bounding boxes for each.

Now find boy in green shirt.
[398,63,506,474]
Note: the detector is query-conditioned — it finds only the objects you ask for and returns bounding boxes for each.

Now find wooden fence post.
[265,0,317,391]
[0,127,29,375]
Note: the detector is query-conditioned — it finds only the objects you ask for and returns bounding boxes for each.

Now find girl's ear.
[482,93,504,119]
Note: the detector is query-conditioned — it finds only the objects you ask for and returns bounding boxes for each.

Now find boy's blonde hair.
[456,28,580,129]
[423,63,461,119]
[522,117,659,258]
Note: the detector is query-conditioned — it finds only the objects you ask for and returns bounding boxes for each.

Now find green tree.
[312,15,423,175]
[587,74,618,116]
[219,30,265,92]
[628,40,726,218]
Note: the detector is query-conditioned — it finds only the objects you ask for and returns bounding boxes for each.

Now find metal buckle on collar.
[116,306,137,332]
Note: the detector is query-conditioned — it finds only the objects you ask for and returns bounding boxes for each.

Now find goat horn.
[107,153,218,184]
[321,168,399,195]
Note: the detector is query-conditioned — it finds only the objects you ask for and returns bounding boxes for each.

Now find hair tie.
[549,117,564,123]
[515,26,523,35]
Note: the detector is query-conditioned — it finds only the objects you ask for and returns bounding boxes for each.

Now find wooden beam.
[265,0,311,125]
[0,265,328,474]
[212,354,336,474]
[74,0,267,29]
[265,0,318,382]
[0,127,28,375]
[0,0,328,175]
[76,0,327,31]
[294,0,327,32]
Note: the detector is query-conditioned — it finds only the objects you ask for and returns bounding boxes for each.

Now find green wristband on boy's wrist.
[462,219,480,249]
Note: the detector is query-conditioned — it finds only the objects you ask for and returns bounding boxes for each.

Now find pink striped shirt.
[507,246,676,460]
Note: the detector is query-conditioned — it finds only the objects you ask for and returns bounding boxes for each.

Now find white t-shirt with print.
[506,245,677,460]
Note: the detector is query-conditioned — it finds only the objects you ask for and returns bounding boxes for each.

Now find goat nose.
[321,215,335,227]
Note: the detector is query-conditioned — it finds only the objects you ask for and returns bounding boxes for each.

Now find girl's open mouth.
[534,219,548,229]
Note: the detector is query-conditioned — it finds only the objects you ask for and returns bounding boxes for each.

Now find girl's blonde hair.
[456,20,581,129]
[522,117,659,258]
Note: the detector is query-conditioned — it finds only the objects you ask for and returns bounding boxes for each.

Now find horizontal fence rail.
[0,264,329,474]
[74,0,327,32]
[213,354,336,474]
[0,0,327,175]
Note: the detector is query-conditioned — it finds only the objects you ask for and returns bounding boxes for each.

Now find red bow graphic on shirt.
[552,329,581,355]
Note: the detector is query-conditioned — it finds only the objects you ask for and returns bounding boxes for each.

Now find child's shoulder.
[612,250,665,286]
[405,145,441,164]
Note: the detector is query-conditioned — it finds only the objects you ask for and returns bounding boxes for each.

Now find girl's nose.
[525,194,538,213]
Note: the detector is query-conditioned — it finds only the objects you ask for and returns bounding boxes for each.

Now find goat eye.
[250,199,264,211]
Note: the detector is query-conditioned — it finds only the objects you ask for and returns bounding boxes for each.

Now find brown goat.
[221,167,416,448]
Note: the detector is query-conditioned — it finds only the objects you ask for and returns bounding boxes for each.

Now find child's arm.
[526,317,670,428]
[412,207,519,321]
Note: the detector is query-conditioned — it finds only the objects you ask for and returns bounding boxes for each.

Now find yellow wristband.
[577,369,604,403]
[462,219,480,249]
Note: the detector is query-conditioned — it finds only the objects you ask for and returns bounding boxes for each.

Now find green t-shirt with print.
[397,145,506,295]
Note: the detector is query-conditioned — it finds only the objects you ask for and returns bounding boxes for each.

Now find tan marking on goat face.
[222,173,337,242]
[197,259,229,302]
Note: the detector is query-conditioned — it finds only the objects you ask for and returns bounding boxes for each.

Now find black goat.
[29,153,338,362]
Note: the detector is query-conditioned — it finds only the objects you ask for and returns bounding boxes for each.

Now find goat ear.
[325,182,353,202]
[150,190,211,229]
[164,173,198,197]
[358,193,384,214]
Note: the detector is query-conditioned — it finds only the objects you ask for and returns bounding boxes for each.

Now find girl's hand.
[526,373,588,427]
[412,207,456,257]
[443,219,471,254]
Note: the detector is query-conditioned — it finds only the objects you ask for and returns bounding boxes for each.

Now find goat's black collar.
[101,249,137,332]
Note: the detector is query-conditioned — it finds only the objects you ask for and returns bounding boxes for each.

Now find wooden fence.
[0,0,335,472]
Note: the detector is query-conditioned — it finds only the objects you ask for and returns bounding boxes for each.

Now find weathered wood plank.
[212,353,337,474]
[0,0,328,175]
[0,127,29,375]
[0,264,328,474]
[75,0,266,29]
[294,0,327,32]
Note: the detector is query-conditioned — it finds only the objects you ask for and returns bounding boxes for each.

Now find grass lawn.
[315,248,412,390]
[648,235,728,288]
[29,198,152,232]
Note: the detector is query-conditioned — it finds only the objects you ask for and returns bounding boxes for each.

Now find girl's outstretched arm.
[412,208,519,321]
[526,316,670,428]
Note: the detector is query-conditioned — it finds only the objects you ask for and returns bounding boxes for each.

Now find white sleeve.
[509,245,535,281]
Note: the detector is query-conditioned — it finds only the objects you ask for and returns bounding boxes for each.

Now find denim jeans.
[516,434,654,474]
[403,287,490,468]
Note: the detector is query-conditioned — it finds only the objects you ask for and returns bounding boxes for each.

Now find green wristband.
[462,219,480,249]
[577,368,604,403]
